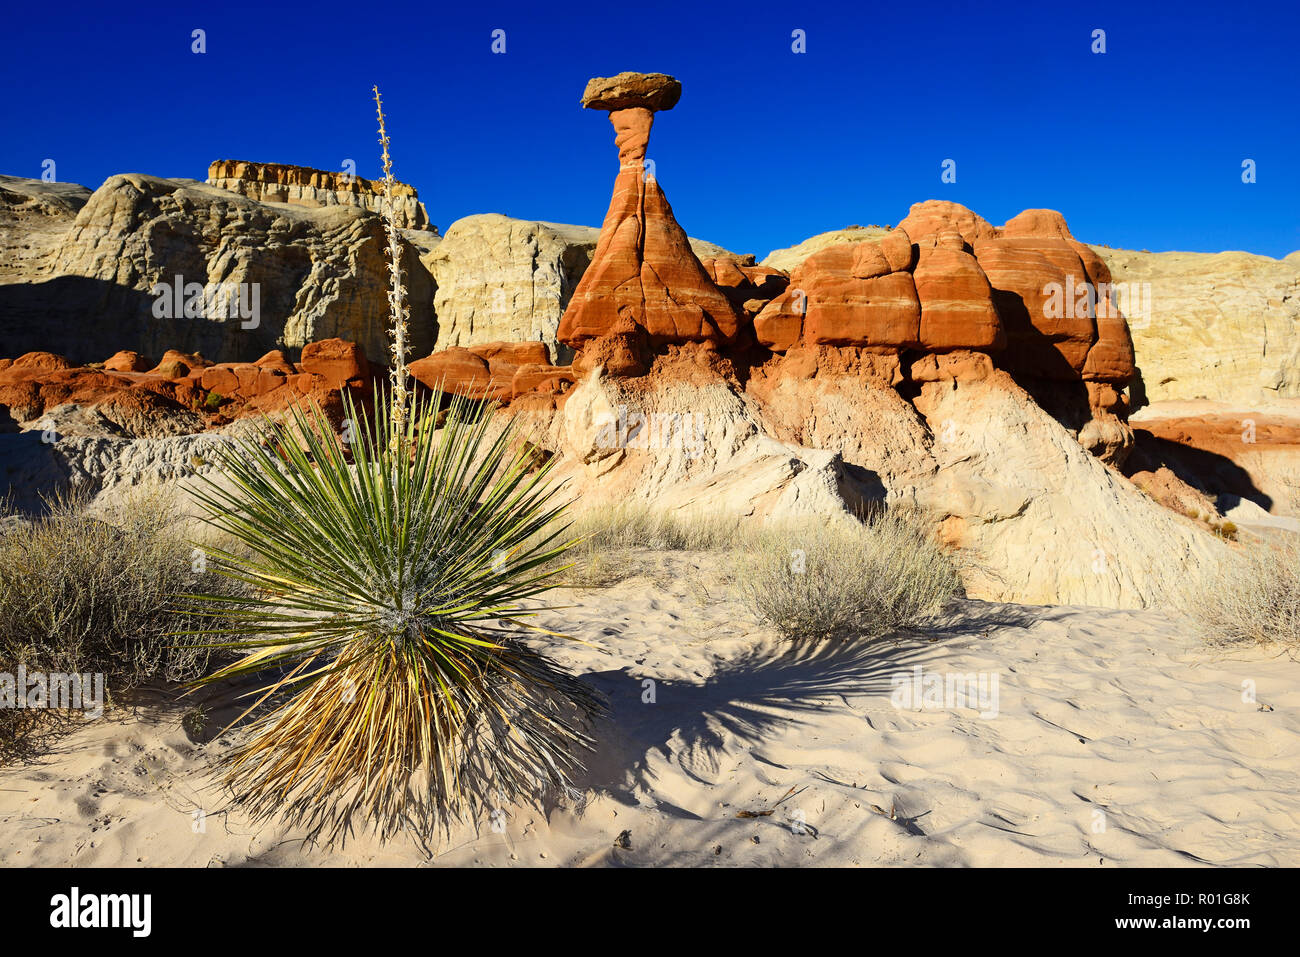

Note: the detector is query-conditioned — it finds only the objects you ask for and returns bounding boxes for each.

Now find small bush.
[735,508,963,642]
[1181,536,1300,650]
[556,504,744,587]
[0,491,244,758]
[570,503,742,551]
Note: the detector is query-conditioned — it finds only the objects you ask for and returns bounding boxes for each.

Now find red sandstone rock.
[1082,309,1137,384]
[912,244,1003,351]
[703,258,790,317]
[762,345,904,386]
[801,270,921,348]
[571,316,653,378]
[299,338,370,390]
[897,201,998,248]
[148,350,209,379]
[558,73,741,349]
[511,363,576,397]
[12,352,75,372]
[103,350,149,373]
[468,341,551,374]
[253,350,298,376]
[408,348,508,401]
[973,238,1094,380]
[753,293,806,351]
[908,350,995,383]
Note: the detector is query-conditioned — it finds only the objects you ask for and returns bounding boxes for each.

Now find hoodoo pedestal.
[557,72,741,350]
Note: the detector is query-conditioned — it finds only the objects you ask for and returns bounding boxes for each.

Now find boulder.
[298,338,370,390]
[408,347,503,401]
[103,350,149,373]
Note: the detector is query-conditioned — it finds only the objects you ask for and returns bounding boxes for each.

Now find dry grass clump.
[734,507,963,642]
[556,504,745,586]
[1180,535,1300,650]
[0,490,243,759]
[1282,470,1300,518]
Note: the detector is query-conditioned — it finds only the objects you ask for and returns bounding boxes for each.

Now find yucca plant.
[181,88,602,844]
[185,391,602,842]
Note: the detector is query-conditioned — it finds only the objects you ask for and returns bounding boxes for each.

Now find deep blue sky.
[6,0,1297,258]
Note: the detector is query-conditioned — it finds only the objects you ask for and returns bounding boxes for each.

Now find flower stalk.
[373,85,411,441]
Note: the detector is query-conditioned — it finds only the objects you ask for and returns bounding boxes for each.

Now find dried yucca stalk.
[373,85,412,436]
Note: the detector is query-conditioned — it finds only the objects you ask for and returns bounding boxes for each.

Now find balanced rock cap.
[581,72,682,112]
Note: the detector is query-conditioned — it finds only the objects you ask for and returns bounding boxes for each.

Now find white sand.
[3,552,1298,867]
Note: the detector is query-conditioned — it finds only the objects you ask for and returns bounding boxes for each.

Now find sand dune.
[2,552,1297,867]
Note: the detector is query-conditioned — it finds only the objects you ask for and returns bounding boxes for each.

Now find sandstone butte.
[207,159,434,232]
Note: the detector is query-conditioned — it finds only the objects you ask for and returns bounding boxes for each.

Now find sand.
[3,552,1298,867]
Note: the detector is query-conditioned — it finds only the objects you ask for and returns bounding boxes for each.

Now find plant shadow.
[570,600,1040,814]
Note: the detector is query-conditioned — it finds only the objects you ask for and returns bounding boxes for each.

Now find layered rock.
[1095,247,1300,404]
[0,337,378,440]
[409,340,572,404]
[0,175,91,283]
[207,160,434,232]
[422,216,600,363]
[0,173,434,364]
[556,73,742,349]
[750,201,1137,464]
[763,221,1299,407]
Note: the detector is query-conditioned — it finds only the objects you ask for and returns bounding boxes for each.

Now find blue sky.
[5,0,1297,258]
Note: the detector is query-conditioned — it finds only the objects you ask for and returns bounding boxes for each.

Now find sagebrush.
[0,491,242,758]
[1180,535,1300,650]
[735,508,963,641]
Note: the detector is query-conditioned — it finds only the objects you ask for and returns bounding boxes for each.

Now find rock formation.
[207,160,435,232]
[750,201,1137,465]
[409,340,572,403]
[1094,247,1300,405]
[556,73,743,350]
[0,174,91,283]
[422,216,600,363]
[0,173,435,365]
[764,224,1300,408]
[0,337,376,442]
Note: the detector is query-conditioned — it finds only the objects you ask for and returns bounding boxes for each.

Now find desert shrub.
[553,504,744,586]
[0,491,244,758]
[185,390,604,842]
[569,503,744,552]
[735,507,963,642]
[1180,536,1300,650]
